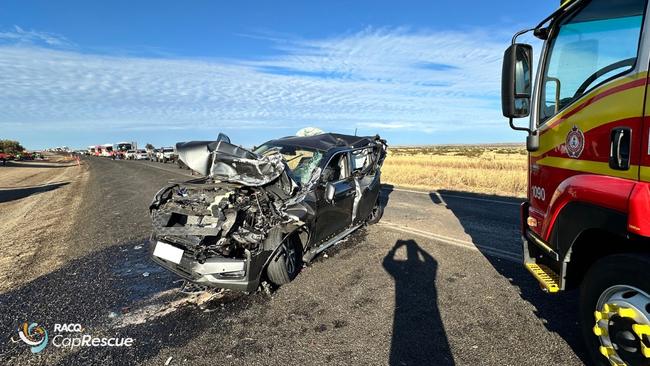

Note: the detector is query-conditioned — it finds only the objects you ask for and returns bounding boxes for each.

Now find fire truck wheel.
[579,254,650,366]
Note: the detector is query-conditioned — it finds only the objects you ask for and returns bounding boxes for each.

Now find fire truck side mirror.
[501,43,533,119]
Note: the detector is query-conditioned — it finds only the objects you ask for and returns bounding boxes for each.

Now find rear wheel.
[266,234,302,286]
[580,254,650,366]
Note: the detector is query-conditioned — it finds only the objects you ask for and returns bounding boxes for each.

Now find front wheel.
[366,198,384,225]
[579,254,650,366]
[266,234,302,286]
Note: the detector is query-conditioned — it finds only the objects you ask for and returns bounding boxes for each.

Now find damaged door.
[313,151,354,244]
[350,147,382,224]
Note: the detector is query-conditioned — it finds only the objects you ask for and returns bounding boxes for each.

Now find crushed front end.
[148,140,300,292]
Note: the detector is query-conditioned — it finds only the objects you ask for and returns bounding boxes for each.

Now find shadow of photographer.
[383,239,454,366]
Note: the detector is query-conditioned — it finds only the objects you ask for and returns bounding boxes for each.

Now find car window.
[324,152,349,182]
[539,0,645,124]
[351,148,374,173]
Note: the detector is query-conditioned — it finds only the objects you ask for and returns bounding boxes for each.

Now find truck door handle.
[609,127,631,170]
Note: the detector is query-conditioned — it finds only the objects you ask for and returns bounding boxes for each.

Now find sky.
[0,0,556,150]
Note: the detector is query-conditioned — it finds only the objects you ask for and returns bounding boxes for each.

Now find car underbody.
[149,133,386,292]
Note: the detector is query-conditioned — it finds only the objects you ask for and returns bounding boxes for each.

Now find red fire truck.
[502,0,650,365]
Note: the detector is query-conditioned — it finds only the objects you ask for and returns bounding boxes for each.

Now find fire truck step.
[525,263,560,293]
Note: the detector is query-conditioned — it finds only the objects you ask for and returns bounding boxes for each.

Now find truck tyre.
[266,233,302,286]
[366,197,384,225]
[579,253,650,366]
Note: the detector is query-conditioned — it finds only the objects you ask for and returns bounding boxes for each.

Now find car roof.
[263,133,377,151]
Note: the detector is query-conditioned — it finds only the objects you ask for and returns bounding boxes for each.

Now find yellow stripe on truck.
[532,84,645,157]
[536,157,639,180]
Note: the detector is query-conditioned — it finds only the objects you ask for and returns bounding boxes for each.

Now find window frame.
[537,0,648,127]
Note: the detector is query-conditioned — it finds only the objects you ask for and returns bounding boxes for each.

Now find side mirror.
[502,43,533,119]
[325,182,336,203]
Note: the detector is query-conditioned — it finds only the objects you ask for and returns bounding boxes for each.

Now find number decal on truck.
[532,186,546,201]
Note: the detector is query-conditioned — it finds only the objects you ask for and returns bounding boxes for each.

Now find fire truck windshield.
[538,0,645,124]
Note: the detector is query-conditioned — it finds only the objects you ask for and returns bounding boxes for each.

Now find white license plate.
[153,241,184,264]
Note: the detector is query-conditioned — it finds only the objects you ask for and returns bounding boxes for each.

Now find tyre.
[579,253,650,366]
[266,233,302,286]
[366,197,384,225]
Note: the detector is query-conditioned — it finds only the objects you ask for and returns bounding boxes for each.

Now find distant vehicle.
[156,147,177,163]
[134,149,148,160]
[99,144,113,158]
[17,152,33,161]
[93,145,103,156]
[125,150,136,160]
[115,141,136,159]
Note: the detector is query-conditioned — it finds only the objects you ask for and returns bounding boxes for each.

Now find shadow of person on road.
[383,239,454,366]
[432,189,587,363]
[0,181,69,203]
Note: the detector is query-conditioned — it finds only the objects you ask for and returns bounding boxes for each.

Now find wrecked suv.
[149,133,387,291]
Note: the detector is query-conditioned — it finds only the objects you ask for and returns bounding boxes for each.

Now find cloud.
[0,25,74,48]
[0,27,513,139]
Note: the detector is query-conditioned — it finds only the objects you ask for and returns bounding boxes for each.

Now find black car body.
[149,133,387,292]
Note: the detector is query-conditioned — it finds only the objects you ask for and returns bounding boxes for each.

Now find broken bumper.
[148,240,267,292]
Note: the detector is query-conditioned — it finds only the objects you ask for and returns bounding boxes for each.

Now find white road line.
[378,221,521,263]
[384,187,522,206]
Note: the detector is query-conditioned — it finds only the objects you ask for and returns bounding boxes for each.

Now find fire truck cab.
[502,0,650,365]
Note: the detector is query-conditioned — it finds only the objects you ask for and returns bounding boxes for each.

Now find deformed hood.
[176,140,285,186]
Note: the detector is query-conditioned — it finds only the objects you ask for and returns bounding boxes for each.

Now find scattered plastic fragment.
[164,356,173,365]
[143,272,150,277]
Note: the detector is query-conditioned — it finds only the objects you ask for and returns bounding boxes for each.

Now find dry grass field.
[382,145,527,198]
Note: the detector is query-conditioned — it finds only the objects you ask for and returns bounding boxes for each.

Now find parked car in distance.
[149,132,387,292]
[134,149,148,160]
[156,147,177,163]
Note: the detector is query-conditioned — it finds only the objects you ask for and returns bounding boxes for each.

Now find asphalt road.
[0,157,587,365]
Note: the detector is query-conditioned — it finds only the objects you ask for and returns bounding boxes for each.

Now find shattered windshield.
[255,144,323,184]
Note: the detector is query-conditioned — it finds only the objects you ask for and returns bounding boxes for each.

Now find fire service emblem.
[565,125,584,158]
